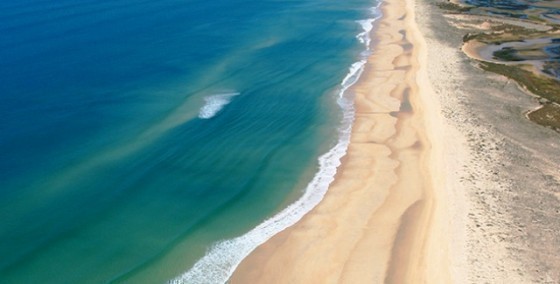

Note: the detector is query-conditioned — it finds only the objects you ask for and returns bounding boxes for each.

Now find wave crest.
[357,3,383,55]
[198,93,240,119]
[170,6,381,284]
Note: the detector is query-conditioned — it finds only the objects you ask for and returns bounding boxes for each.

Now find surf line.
[169,5,382,284]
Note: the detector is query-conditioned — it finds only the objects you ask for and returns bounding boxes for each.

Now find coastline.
[230,0,457,281]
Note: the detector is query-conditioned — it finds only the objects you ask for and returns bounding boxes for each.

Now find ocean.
[0,0,379,282]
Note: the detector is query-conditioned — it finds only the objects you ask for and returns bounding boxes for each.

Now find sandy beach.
[229,0,560,281]
[416,0,560,281]
[8,0,559,282]
[230,0,459,281]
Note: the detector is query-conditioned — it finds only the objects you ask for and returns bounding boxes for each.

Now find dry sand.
[416,0,560,282]
[230,0,560,281]
[229,0,461,282]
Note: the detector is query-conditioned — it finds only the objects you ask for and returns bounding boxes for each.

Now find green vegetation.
[463,24,543,44]
[440,0,560,132]
[479,61,560,132]
[478,61,560,104]
[543,61,560,77]
[528,14,546,23]
[528,104,560,131]
[493,48,523,61]
[436,2,472,13]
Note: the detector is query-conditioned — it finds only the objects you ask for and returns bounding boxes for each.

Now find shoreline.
[230,0,457,281]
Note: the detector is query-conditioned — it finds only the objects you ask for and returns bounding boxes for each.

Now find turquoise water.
[0,0,378,282]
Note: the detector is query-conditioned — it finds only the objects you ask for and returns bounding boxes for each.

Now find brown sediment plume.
[229,0,455,282]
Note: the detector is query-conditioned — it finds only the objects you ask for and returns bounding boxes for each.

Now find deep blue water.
[0,0,376,282]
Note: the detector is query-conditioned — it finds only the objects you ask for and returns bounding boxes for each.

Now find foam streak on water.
[170,7,380,284]
[198,93,240,119]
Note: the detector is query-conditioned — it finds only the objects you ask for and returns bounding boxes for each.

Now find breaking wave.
[198,93,240,119]
[357,3,382,55]
[170,6,380,284]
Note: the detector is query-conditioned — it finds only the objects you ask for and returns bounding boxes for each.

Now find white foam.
[170,85,355,284]
[357,19,374,48]
[356,2,383,51]
[198,93,240,119]
[341,60,367,93]
[170,5,381,284]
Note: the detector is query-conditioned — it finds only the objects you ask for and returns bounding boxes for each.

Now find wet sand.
[228,0,560,281]
[229,0,458,281]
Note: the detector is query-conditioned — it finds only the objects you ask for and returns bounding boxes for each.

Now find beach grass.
[477,61,560,131]
[436,2,472,13]
[478,61,560,105]
[528,104,560,131]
